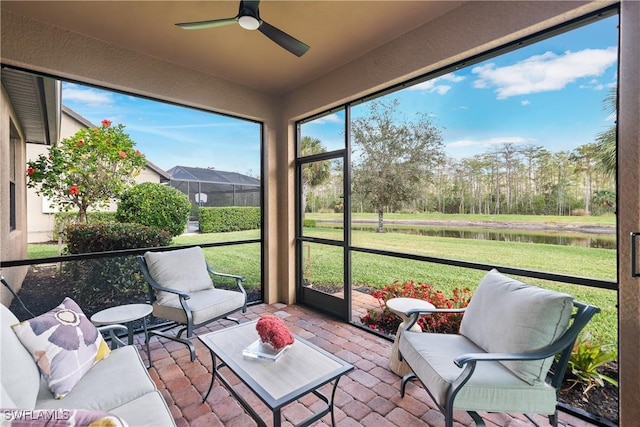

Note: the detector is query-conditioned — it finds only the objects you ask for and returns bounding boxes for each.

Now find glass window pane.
[301,158,343,241]
[301,242,344,299]
[299,110,345,155]
[347,15,617,281]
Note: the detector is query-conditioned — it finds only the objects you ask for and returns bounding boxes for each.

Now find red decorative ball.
[256,315,295,350]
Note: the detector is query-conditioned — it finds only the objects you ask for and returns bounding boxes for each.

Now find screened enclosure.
[168,166,261,209]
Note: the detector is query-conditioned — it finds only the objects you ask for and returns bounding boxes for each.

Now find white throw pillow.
[144,246,214,304]
[460,269,573,385]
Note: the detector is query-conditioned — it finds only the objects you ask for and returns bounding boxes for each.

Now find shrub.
[199,207,260,233]
[116,182,190,237]
[65,222,172,307]
[53,211,117,240]
[303,219,317,227]
[565,333,618,394]
[360,280,472,335]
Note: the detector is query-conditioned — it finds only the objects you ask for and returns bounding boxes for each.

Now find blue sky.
[62,14,618,173]
[305,15,618,159]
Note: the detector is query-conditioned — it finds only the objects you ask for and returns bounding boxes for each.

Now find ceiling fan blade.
[176,17,238,30]
[259,20,309,57]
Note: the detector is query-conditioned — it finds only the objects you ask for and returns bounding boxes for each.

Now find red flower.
[118,151,127,158]
[101,119,112,127]
[69,185,79,195]
[26,167,35,175]
[77,139,84,146]
[256,315,294,350]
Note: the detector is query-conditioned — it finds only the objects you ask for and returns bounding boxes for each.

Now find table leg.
[273,408,281,427]
[203,351,217,402]
[126,322,134,346]
[389,321,421,376]
[143,315,151,368]
[330,376,343,426]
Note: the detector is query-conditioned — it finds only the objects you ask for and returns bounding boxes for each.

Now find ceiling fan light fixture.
[238,15,260,30]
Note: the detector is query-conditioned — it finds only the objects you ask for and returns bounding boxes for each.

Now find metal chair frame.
[399,301,600,427]
[137,253,247,362]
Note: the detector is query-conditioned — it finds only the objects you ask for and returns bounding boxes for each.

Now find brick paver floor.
[133,302,598,427]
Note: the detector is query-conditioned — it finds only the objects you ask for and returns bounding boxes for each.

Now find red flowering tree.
[26,120,147,222]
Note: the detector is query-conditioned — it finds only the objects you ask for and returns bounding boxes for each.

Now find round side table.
[91,304,153,367]
[386,297,435,377]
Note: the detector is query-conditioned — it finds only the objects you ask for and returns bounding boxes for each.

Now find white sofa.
[0,304,176,426]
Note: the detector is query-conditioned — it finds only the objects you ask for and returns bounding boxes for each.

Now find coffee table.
[199,320,354,427]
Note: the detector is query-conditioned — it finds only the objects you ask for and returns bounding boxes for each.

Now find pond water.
[345,225,616,249]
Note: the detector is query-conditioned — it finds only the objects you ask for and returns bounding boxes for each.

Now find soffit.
[1,1,464,96]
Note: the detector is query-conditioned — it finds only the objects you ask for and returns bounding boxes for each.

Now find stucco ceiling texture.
[0,1,463,96]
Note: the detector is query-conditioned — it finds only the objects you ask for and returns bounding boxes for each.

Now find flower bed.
[360,280,472,335]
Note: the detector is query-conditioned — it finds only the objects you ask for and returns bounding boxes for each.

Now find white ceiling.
[1,1,464,95]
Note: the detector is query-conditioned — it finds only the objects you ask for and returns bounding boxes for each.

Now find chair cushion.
[460,269,573,385]
[1,305,41,408]
[399,331,557,414]
[152,288,246,327]
[11,298,111,399]
[144,247,213,304]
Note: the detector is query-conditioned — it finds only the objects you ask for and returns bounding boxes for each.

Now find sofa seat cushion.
[35,346,155,412]
[144,247,214,304]
[152,288,245,326]
[110,391,176,426]
[459,269,573,385]
[399,331,557,414]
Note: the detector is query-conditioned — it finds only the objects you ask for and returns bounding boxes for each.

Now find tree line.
[304,94,616,229]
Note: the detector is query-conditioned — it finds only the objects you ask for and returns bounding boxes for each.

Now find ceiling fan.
[175,0,309,57]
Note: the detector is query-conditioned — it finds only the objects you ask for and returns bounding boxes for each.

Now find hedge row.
[199,207,260,233]
[65,222,172,307]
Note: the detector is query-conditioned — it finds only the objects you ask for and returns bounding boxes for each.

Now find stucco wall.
[0,86,28,306]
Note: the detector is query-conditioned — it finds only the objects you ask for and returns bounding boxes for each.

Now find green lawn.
[27,221,617,345]
[306,212,616,226]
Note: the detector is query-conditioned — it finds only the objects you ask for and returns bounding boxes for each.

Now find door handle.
[632,232,640,277]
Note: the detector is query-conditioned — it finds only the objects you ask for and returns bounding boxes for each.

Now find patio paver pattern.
[134,303,597,427]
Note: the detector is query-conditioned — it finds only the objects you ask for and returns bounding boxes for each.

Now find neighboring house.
[168,165,260,209]
[26,105,171,243]
[1,69,60,305]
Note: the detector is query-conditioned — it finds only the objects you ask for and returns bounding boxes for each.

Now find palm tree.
[300,136,330,214]
[595,87,616,178]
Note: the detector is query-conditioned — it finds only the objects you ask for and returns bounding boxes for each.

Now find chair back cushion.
[144,246,213,304]
[460,269,573,385]
[0,304,40,408]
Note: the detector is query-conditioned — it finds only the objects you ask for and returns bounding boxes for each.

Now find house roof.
[0,1,464,96]
[1,68,60,144]
[168,166,260,187]
[62,104,94,128]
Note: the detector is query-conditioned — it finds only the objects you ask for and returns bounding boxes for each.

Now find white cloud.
[409,72,465,94]
[62,87,114,107]
[521,100,530,106]
[471,47,617,99]
[447,136,532,149]
[311,113,342,125]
